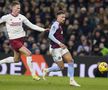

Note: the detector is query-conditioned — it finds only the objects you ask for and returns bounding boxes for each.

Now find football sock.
[0,57,14,64]
[68,61,74,80]
[48,65,61,72]
[26,56,35,76]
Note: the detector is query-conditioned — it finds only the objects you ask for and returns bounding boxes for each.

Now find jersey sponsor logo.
[10,22,21,26]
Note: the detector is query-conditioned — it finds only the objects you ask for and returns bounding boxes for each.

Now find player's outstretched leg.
[27,56,40,80]
[63,52,80,87]
[19,46,40,80]
[68,62,80,87]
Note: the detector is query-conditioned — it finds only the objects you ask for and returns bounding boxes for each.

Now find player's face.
[57,14,66,24]
[12,5,20,16]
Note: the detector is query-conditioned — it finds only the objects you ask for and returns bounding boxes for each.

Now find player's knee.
[27,52,32,56]
[66,57,74,63]
[25,51,32,56]
[68,60,74,63]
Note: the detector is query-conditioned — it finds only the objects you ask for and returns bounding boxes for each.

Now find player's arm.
[0,15,6,24]
[23,16,45,32]
[48,23,61,45]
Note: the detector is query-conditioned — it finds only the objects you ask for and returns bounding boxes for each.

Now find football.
[98,62,108,72]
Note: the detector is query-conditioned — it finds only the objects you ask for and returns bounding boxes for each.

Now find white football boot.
[70,79,80,87]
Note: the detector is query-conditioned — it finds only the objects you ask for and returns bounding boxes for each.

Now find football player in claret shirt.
[43,10,80,87]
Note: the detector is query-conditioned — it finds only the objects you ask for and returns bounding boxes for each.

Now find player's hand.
[45,28,49,32]
[59,43,67,49]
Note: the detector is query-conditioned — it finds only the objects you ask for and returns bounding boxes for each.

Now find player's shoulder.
[52,21,59,26]
[52,21,59,28]
[17,14,27,20]
[16,14,26,18]
[1,14,10,18]
[18,14,25,17]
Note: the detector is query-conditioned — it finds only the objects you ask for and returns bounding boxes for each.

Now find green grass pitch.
[0,75,108,90]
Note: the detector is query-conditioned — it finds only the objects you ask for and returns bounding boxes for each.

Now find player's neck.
[56,20,63,25]
[56,20,61,24]
[11,12,19,17]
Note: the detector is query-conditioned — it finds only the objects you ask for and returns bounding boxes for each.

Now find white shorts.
[50,47,69,62]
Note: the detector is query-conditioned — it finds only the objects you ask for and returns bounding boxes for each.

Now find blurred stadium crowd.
[0,0,108,56]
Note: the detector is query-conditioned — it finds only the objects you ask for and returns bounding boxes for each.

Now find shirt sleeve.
[0,15,7,24]
[48,22,61,45]
[23,16,45,32]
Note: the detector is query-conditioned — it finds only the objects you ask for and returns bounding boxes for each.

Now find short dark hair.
[56,10,65,16]
[11,1,20,7]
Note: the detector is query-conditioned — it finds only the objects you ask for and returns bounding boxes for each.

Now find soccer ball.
[98,62,108,72]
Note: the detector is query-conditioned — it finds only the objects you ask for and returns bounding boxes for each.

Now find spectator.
[77,35,90,56]
[0,0,108,56]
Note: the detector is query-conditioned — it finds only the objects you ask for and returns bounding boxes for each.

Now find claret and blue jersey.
[49,21,64,48]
